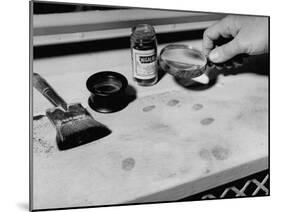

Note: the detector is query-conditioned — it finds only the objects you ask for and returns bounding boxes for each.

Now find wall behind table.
[32,7,225,48]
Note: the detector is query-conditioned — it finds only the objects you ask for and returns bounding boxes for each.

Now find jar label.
[132,49,157,80]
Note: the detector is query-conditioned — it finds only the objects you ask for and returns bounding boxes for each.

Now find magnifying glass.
[159,44,210,85]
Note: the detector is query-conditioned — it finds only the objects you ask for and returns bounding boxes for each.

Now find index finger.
[202,17,234,56]
[203,22,223,56]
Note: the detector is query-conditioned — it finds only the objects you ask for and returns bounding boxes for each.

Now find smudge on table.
[142,105,156,112]
[199,148,212,161]
[211,145,230,160]
[33,116,57,155]
[200,117,215,126]
[122,157,135,171]
[192,104,203,111]
[167,99,180,107]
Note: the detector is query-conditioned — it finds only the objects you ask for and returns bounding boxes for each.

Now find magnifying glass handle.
[206,53,249,69]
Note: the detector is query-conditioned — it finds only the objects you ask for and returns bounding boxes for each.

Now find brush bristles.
[56,118,111,150]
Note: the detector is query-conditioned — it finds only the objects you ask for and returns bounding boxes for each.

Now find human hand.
[203,15,269,63]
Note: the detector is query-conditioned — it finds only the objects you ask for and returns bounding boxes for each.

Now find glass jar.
[130,24,158,86]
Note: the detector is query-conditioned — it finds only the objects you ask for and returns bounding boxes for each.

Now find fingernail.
[209,51,219,62]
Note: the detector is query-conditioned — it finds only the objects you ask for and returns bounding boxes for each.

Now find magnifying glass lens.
[159,44,207,80]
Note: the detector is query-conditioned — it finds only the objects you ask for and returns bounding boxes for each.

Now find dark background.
[34,1,126,14]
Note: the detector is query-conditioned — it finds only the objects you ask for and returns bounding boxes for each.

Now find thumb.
[208,38,244,63]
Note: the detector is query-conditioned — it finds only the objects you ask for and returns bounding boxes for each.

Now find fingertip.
[209,50,220,63]
[209,38,243,63]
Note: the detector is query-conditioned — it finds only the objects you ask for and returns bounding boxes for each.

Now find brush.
[33,73,111,150]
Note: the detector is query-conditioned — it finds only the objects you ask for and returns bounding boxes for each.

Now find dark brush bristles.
[56,117,111,150]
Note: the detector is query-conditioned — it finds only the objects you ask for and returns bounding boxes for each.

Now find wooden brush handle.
[33,73,68,111]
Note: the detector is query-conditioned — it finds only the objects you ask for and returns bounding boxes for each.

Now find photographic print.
[30,0,269,211]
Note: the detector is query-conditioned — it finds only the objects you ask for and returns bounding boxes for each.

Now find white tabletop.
[32,39,268,210]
